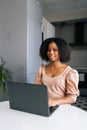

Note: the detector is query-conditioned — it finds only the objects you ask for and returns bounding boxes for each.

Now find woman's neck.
[48,61,64,68]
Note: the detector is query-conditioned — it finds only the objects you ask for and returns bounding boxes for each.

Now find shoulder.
[37,65,46,75]
[65,66,79,81]
[66,66,78,74]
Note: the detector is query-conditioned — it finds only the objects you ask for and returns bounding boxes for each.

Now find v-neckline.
[43,65,70,79]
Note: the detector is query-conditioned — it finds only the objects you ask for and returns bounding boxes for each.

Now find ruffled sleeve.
[65,68,80,101]
[34,66,42,84]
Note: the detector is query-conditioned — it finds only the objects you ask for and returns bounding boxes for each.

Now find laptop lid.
[7,82,51,117]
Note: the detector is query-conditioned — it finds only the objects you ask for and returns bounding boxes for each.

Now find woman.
[34,37,79,107]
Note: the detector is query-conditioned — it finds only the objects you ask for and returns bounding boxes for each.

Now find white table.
[0,101,87,130]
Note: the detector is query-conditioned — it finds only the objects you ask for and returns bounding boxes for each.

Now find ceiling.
[38,0,87,23]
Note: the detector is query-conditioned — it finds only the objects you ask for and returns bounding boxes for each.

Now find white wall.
[0,0,42,83]
[27,0,42,83]
[0,0,27,82]
[42,17,55,40]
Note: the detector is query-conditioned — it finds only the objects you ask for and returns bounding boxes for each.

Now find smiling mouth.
[49,56,55,59]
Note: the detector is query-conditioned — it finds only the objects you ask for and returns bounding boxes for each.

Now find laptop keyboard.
[49,105,58,113]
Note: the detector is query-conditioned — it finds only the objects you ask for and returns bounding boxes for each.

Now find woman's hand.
[49,98,59,107]
[49,95,75,106]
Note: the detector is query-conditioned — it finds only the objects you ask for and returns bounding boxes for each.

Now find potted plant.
[0,56,13,94]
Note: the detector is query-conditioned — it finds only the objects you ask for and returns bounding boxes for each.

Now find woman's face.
[47,42,60,62]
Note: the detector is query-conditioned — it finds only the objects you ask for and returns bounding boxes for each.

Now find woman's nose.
[50,50,54,54]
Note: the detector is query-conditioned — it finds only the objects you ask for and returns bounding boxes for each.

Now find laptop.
[7,82,58,117]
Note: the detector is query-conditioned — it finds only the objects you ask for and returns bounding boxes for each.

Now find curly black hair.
[39,37,71,62]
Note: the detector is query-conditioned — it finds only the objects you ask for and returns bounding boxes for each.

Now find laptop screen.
[7,82,51,116]
[7,82,58,116]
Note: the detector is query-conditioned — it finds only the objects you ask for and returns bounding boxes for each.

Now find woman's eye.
[48,48,58,52]
[53,49,58,51]
[48,49,51,52]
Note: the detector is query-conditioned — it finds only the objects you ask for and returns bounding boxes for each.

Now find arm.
[49,95,76,106]
[34,66,42,85]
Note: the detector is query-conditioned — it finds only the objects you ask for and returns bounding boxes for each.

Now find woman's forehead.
[48,42,58,48]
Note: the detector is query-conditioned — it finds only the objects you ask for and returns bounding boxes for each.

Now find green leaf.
[0,56,13,93]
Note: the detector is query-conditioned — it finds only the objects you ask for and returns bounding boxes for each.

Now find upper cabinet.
[55,20,87,46]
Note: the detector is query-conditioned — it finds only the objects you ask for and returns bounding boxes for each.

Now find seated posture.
[34,37,79,107]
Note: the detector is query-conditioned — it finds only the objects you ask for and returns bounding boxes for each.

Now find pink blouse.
[34,66,79,102]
